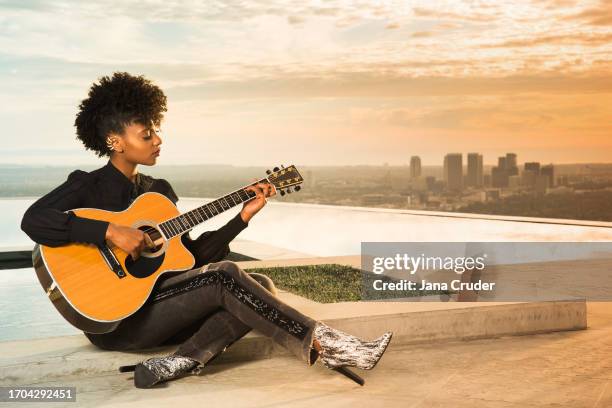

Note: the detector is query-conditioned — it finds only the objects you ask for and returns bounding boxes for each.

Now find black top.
[20,160,248,268]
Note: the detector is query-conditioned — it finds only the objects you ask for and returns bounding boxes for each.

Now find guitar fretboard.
[158,178,266,239]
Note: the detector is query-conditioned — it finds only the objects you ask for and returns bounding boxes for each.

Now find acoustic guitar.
[32,165,303,334]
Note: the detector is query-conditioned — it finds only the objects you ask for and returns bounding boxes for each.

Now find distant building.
[444,153,463,192]
[491,166,507,188]
[486,189,501,201]
[522,162,540,189]
[506,153,518,176]
[410,156,422,179]
[425,176,436,191]
[466,153,483,187]
[491,153,519,187]
[508,175,521,189]
[412,176,428,191]
[524,162,541,175]
[522,170,538,188]
[535,174,551,194]
[541,164,555,188]
[483,174,491,187]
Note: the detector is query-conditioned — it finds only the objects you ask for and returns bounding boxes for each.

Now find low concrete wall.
[0,298,585,385]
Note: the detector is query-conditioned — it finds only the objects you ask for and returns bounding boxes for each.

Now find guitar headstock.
[266,165,304,196]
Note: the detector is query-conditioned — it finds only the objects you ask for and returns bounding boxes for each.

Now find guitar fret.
[159,176,286,240]
[172,219,182,233]
[164,221,174,236]
[179,216,189,229]
[186,211,196,225]
[159,224,169,238]
[171,219,180,233]
[201,207,210,220]
[202,206,212,218]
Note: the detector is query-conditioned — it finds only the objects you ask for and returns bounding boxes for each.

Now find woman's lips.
[153,150,160,156]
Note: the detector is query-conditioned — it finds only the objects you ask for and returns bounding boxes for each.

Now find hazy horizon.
[1,158,612,168]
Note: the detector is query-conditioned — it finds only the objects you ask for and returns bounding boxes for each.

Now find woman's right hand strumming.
[105,223,155,260]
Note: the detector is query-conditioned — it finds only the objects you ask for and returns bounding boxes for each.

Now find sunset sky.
[0,0,611,166]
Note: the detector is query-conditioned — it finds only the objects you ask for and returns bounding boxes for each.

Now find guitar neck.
[158,177,269,239]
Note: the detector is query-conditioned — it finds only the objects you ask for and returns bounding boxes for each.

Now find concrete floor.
[17,302,611,408]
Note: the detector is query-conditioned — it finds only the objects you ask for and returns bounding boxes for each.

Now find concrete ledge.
[0,255,587,385]
[0,294,585,385]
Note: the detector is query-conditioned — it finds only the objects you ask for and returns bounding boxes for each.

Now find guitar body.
[33,192,195,333]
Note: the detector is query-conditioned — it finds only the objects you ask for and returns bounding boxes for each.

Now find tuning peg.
[281,164,285,168]
[294,185,301,191]
[286,188,292,194]
[280,190,286,196]
[273,167,279,172]
[266,169,272,175]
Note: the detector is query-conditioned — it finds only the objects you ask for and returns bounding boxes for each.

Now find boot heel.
[334,367,365,386]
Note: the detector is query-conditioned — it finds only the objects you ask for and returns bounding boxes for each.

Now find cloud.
[287,15,305,25]
[411,31,433,38]
[1,0,611,165]
[485,33,612,48]
[412,6,495,22]
[561,0,612,26]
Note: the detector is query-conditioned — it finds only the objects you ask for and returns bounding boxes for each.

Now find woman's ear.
[106,134,124,153]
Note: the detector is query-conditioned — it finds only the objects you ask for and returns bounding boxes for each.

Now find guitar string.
[126,172,301,245]
[134,179,273,238]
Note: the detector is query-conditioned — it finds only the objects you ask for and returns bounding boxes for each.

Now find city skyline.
[1,1,611,166]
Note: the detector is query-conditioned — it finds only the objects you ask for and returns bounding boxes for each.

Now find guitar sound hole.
[139,225,164,253]
[123,225,165,278]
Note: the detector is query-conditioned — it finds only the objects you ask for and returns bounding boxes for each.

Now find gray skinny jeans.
[85,261,319,368]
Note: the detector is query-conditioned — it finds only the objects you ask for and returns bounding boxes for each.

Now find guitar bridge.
[98,243,127,279]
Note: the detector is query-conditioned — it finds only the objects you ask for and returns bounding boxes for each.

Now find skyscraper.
[541,164,555,187]
[506,153,518,176]
[444,153,463,192]
[491,166,506,188]
[410,156,421,179]
[522,162,540,188]
[492,156,508,187]
[524,162,541,174]
[466,153,483,187]
[491,153,518,187]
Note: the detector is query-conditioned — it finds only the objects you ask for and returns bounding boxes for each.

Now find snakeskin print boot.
[132,354,200,388]
[313,322,393,372]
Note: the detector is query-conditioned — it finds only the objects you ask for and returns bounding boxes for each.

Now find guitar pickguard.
[124,252,166,278]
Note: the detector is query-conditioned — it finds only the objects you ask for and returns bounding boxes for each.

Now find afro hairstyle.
[74,72,167,157]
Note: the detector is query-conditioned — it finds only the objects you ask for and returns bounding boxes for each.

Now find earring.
[106,137,124,153]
